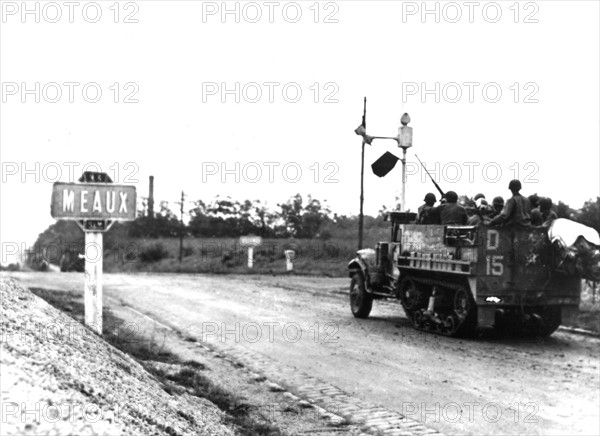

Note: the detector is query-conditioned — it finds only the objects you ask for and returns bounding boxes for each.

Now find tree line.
[19,195,600,271]
[130,194,339,239]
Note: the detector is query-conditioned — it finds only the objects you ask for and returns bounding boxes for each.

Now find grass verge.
[29,287,283,436]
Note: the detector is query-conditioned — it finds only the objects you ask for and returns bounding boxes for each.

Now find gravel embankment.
[0,274,234,435]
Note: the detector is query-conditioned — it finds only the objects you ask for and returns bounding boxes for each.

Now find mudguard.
[347,249,376,282]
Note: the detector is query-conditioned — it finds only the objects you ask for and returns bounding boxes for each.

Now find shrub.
[139,243,170,263]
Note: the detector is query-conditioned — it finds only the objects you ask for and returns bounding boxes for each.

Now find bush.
[139,243,170,263]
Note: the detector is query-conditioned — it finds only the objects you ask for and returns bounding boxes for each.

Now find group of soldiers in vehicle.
[417,179,558,227]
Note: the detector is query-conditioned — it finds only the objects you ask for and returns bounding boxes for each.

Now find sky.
[1,0,599,264]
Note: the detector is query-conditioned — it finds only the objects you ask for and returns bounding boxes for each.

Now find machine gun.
[415,154,445,199]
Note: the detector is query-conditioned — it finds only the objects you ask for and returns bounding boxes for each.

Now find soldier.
[433,191,467,225]
[461,196,476,220]
[468,198,491,226]
[528,193,540,210]
[490,180,531,227]
[417,193,437,224]
[538,197,558,227]
[529,193,543,226]
[491,196,505,218]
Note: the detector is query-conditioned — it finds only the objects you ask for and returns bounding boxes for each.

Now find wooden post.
[247,246,254,268]
[84,231,103,335]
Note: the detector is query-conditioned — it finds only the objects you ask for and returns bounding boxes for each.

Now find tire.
[350,273,373,319]
[399,278,428,313]
[538,308,561,337]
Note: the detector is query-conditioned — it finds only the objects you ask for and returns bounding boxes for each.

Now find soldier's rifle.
[415,154,445,198]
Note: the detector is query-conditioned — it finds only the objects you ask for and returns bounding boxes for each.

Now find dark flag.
[371,151,399,177]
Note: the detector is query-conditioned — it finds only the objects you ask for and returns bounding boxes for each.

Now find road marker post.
[284,250,295,272]
[50,171,136,335]
[240,235,262,269]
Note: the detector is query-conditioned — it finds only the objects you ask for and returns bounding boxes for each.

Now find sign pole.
[84,230,103,334]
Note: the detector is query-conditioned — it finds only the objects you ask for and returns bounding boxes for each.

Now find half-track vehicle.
[348,213,600,336]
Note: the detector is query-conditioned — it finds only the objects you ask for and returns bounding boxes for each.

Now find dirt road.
[10,272,600,436]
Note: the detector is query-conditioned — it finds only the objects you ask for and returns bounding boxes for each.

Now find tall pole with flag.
[358,97,366,251]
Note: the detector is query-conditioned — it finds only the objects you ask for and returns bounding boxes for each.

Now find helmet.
[492,196,504,207]
[475,198,488,209]
[423,193,436,204]
[444,191,458,203]
[539,197,553,209]
[474,193,485,201]
[480,204,493,215]
[528,193,539,205]
[508,179,522,191]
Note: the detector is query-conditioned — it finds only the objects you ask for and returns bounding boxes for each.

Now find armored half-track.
[348,213,600,336]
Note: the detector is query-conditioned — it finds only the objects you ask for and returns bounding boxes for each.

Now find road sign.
[51,182,136,221]
[240,235,263,246]
[240,235,262,268]
[50,171,136,335]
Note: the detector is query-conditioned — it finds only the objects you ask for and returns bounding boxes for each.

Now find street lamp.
[398,113,413,213]
[354,101,413,249]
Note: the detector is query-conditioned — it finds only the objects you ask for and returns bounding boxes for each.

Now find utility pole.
[179,190,184,262]
[358,97,366,251]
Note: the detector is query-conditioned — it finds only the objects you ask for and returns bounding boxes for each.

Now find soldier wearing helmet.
[529,193,543,226]
[417,193,438,224]
[538,197,558,227]
[468,198,492,226]
[490,179,531,227]
[491,196,504,217]
[433,190,468,225]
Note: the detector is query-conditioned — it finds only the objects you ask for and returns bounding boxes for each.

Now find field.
[103,230,390,277]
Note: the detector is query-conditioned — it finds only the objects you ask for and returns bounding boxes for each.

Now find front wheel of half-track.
[350,274,372,318]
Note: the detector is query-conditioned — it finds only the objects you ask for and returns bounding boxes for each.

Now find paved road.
[10,272,600,436]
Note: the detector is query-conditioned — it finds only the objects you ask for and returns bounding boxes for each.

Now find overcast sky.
[1,0,599,263]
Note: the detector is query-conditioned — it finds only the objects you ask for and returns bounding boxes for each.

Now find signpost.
[239,235,262,268]
[51,171,136,334]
